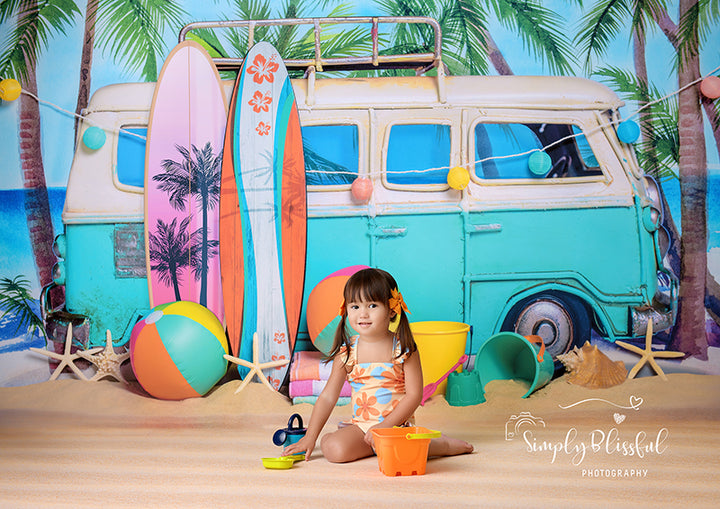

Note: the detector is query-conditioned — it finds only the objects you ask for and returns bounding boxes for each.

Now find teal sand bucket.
[475,332,554,398]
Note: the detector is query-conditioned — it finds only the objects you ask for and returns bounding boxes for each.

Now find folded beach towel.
[289,379,351,398]
[293,396,351,406]
[290,350,333,381]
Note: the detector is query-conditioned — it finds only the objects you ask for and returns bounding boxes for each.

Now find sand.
[1,373,719,508]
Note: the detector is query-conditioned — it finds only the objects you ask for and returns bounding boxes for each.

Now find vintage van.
[43,17,676,363]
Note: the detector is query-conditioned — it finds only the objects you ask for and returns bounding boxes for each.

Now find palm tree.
[153,143,222,306]
[576,0,718,358]
[371,0,578,76]
[148,217,193,302]
[0,0,79,296]
[73,0,185,137]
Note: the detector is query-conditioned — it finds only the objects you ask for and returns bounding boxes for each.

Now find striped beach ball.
[130,301,228,400]
[306,265,367,355]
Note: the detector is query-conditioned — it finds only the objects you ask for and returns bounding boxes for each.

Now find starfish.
[224,332,289,394]
[77,329,131,383]
[615,321,684,381]
[30,323,101,381]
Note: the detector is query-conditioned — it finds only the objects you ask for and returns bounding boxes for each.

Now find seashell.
[557,341,627,389]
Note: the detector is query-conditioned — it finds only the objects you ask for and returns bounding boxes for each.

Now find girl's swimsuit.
[342,335,414,433]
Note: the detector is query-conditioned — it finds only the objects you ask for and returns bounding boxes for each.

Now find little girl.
[283,267,473,463]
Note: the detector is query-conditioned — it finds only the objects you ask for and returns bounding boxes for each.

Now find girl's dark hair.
[325,268,416,364]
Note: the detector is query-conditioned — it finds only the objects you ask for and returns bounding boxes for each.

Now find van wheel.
[501,292,590,363]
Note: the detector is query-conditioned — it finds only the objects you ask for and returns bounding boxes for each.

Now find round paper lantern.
[129,301,228,400]
[528,151,551,176]
[447,166,470,190]
[83,126,106,150]
[617,120,640,144]
[351,177,373,202]
[700,75,720,99]
[306,265,367,355]
[0,78,21,102]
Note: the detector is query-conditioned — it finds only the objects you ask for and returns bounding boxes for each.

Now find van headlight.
[52,234,66,259]
[52,261,66,285]
[642,175,664,226]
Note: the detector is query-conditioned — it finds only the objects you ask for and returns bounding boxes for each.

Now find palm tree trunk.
[200,193,209,306]
[480,27,513,75]
[19,64,56,291]
[74,0,98,138]
[669,0,709,359]
[651,6,720,161]
[633,25,660,171]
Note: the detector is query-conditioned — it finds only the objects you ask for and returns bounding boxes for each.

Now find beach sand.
[1,373,719,508]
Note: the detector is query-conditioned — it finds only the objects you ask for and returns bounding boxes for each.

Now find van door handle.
[373,226,408,238]
[467,223,502,233]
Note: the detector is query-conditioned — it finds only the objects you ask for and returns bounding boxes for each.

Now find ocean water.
[0,187,65,296]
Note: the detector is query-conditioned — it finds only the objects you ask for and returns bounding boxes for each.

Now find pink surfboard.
[144,41,227,323]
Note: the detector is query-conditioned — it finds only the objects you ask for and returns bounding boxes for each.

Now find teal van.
[43,17,676,362]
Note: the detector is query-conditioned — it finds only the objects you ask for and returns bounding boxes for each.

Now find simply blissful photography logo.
[505,396,669,477]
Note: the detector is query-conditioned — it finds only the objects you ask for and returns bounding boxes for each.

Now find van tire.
[500,292,590,365]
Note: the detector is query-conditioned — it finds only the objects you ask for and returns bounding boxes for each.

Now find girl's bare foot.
[428,436,474,457]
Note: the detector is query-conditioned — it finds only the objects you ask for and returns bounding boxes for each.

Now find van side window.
[117,127,147,188]
[386,124,450,185]
[303,124,358,186]
[474,123,601,180]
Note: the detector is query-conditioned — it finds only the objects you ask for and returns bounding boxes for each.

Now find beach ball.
[83,126,106,150]
[700,75,720,99]
[129,301,228,400]
[447,166,470,190]
[306,265,367,355]
[617,120,640,144]
[351,177,373,202]
[0,78,21,102]
[528,151,551,176]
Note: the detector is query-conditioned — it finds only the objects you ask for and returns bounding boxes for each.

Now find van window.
[386,124,450,185]
[474,122,601,180]
[117,127,147,188]
[303,124,358,186]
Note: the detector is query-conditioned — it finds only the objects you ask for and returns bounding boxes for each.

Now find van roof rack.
[178,16,443,74]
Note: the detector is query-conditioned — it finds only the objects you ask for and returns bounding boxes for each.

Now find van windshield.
[474,122,601,180]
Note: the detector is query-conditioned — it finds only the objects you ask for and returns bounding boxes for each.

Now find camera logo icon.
[505,412,546,440]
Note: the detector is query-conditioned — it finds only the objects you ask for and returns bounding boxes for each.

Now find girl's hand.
[364,425,380,448]
[282,435,315,460]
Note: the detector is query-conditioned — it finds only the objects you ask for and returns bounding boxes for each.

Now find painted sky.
[0,0,718,189]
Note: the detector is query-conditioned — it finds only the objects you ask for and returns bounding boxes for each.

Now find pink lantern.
[351,177,373,202]
[700,76,720,100]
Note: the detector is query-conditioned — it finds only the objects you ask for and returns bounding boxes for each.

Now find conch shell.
[557,341,627,389]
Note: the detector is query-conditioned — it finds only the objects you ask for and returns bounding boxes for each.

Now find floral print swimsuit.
[343,336,414,433]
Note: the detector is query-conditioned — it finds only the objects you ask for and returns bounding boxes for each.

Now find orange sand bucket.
[371,427,441,476]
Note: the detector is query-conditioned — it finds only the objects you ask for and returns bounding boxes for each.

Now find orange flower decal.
[256,122,271,136]
[273,332,286,344]
[246,53,279,84]
[248,90,272,112]
[354,392,380,421]
[272,354,287,369]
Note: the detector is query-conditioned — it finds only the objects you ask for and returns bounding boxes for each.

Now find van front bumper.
[630,271,677,336]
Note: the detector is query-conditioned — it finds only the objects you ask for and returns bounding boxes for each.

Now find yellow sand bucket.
[410,321,470,396]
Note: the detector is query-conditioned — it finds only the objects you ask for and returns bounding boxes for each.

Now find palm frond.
[574,0,632,73]
[95,0,186,82]
[0,275,45,338]
[0,0,80,81]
